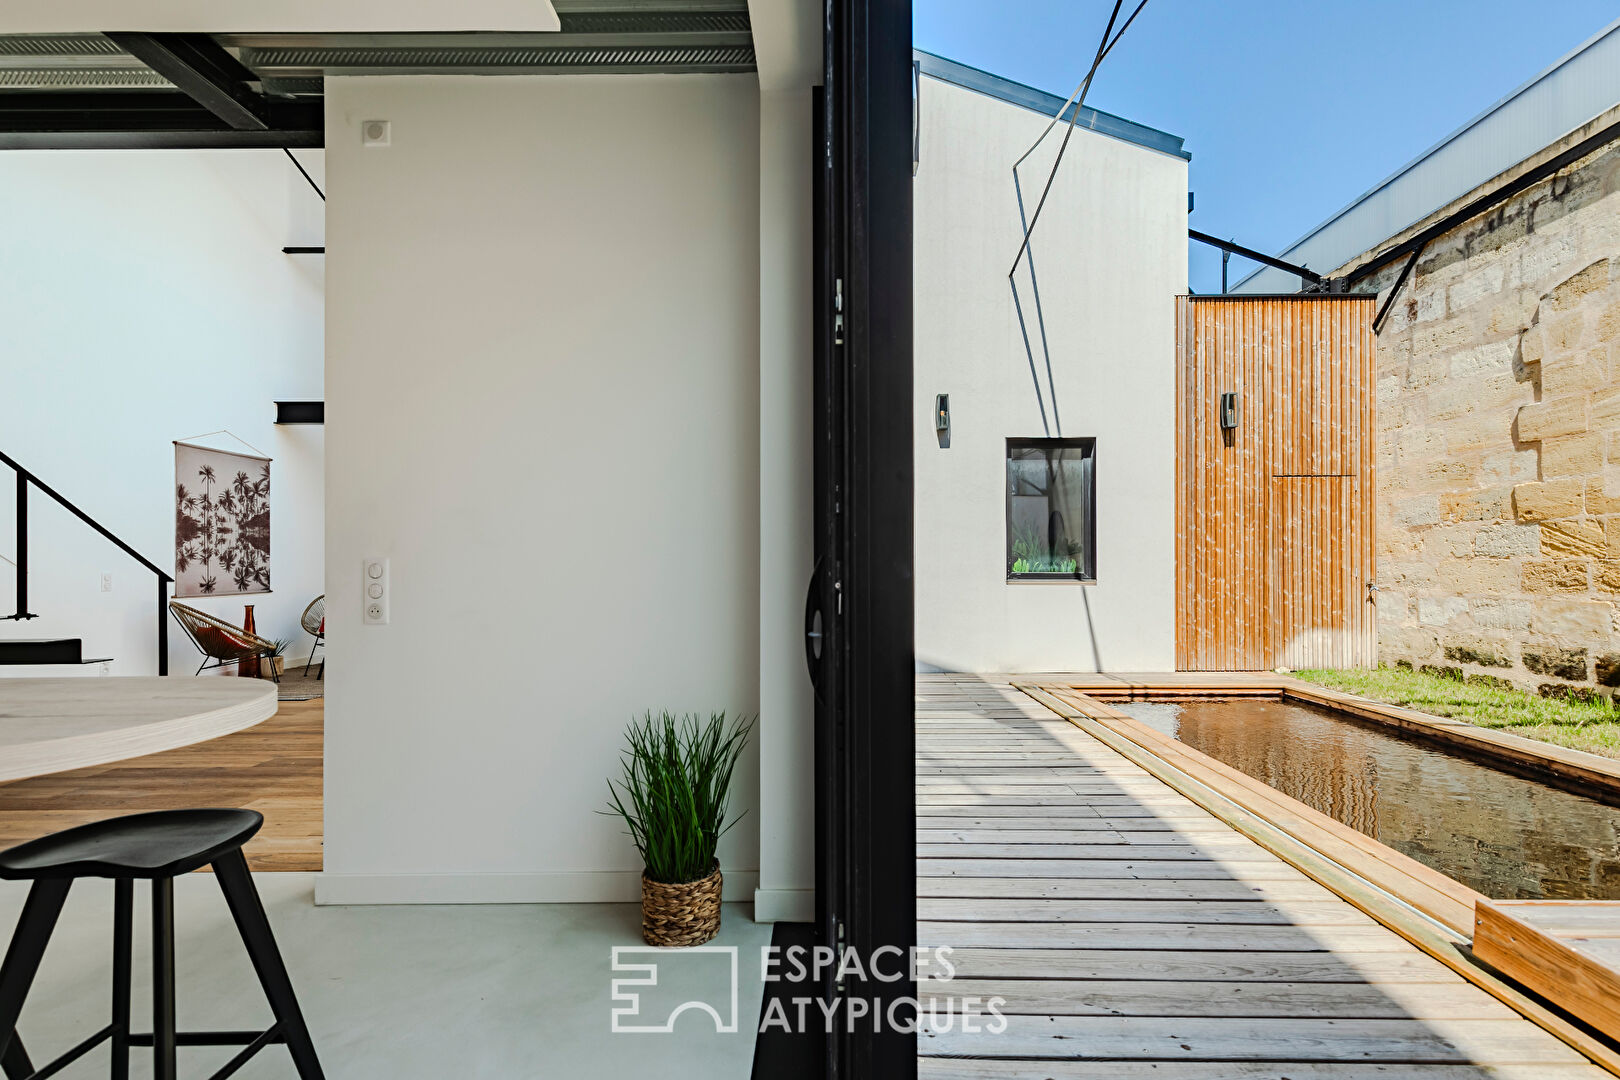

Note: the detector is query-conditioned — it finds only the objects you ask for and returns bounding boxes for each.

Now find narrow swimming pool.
[1114,696,1620,900]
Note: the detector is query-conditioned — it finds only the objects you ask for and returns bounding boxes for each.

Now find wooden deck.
[916,673,1608,1078]
[0,696,321,871]
[1476,900,1620,1039]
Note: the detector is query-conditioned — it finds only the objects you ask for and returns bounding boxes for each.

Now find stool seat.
[0,809,262,880]
[0,809,322,1080]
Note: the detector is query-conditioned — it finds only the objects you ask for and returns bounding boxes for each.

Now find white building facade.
[912,53,1190,673]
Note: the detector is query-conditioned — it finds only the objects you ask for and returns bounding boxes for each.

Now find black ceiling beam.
[0,128,323,150]
[0,91,219,128]
[0,91,321,149]
[104,33,269,130]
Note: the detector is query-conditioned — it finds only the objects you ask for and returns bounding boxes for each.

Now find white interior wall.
[913,77,1187,673]
[320,75,762,904]
[749,0,820,92]
[755,87,814,923]
[0,149,326,676]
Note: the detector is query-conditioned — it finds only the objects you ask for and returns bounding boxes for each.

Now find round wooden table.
[0,677,278,783]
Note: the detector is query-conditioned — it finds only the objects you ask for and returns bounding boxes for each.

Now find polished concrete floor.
[0,874,771,1078]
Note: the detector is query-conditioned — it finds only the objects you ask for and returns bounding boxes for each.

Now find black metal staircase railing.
[0,449,173,675]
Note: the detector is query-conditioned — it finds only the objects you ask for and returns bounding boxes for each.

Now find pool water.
[1116,696,1620,900]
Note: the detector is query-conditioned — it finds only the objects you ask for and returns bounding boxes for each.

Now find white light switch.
[363,558,389,624]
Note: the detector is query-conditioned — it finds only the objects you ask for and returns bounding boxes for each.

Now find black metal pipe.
[13,474,28,620]
[157,576,169,677]
[1373,244,1424,334]
[1348,115,1620,286]
[282,148,325,201]
[0,450,172,582]
[1190,229,1322,285]
[3,449,173,669]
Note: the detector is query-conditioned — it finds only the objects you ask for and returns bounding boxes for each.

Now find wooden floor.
[915,673,1606,1078]
[0,697,321,871]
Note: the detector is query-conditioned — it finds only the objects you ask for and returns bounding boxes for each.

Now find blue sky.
[914,1,1620,293]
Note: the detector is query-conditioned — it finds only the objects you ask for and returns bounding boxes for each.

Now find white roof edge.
[0,0,561,33]
[1232,14,1620,290]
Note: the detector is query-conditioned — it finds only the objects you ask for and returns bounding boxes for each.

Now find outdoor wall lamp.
[935,394,950,448]
[1219,391,1240,430]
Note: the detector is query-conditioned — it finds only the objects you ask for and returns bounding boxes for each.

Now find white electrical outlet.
[362,120,390,147]
[363,557,390,625]
[101,573,112,592]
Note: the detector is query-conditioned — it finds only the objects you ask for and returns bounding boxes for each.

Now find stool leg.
[151,878,176,1080]
[0,879,70,1080]
[214,851,325,1079]
[110,878,132,1080]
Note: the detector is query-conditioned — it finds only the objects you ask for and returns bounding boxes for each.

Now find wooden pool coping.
[1034,671,1620,803]
[1016,678,1620,1075]
[1017,680,1485,935]
[1475,900,1620,1040]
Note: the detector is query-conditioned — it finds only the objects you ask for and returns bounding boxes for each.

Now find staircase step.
[0,638,83,665]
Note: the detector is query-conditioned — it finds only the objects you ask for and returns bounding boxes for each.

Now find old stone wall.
[1346,106,1620,697]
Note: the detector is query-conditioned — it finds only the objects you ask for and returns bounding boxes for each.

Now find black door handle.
[805,558,824,697]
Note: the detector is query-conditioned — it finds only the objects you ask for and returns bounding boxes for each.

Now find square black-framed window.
[1007,438,1096,582]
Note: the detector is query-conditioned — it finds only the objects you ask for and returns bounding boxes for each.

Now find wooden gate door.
[1176,295,1377,671]
[1272,475,1373,670]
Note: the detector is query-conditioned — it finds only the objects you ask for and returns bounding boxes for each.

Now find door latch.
[834,278,844,345]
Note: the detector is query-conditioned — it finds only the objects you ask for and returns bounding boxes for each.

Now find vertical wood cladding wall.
[1176,296,1378,670]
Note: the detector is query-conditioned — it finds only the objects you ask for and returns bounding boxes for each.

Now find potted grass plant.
[605,710,752,947]
[257,639,289,680]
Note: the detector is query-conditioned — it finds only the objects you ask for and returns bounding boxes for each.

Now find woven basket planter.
[641,863,722,947]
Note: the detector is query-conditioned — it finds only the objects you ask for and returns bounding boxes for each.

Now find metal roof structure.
[0,1,754,148]
[1236,15,1620,293]
[914,49,1189,161]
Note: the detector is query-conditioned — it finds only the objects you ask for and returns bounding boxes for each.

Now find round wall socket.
[362,120,390,147]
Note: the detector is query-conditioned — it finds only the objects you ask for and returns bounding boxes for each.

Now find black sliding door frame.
[811,0,915,1076]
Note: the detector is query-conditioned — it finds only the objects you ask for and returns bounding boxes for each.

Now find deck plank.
[919,898,1374,925]
[920,1060,1597,1079]
[917,826,1247,841]
[919,1016,1588,1063]
[914,674,1606,1076]
[921,979,1515,1018]
[917,876,1340,902]
[919,920,1401,951]
[942,947,1466,983]
[917,816,1237,831]
[918,858,1306,879]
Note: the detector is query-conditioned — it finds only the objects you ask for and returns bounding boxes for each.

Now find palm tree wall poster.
[174,441,271,598]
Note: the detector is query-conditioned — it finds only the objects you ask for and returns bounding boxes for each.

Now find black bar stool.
[0,809,324,1080]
